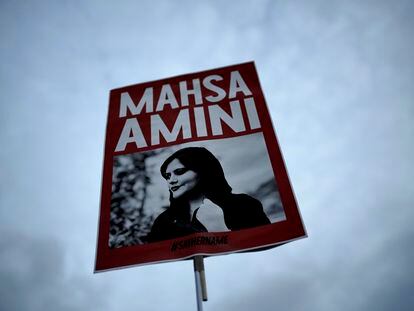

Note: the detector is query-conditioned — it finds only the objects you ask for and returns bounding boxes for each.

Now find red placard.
[95,62,306,272]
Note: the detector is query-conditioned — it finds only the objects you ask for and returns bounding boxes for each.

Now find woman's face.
[164,158,200,199]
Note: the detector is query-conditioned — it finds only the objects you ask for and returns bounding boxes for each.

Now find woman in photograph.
[146,147,270,243]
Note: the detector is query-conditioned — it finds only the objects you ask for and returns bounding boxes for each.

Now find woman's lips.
[171,185,181,192]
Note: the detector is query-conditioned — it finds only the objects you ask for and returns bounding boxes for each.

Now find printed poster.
[95,62,306,271]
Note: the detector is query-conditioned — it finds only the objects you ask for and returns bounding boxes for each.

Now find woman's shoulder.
[225,193,263,207]
[217,193,264,215]
[152,207,176,224]
[219,193,270,230]
[145,207,179,243]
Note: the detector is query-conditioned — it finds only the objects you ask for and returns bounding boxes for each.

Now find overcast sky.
[1,1,413,310]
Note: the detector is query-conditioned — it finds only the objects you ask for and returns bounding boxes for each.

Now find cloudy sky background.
[1,0,413,310]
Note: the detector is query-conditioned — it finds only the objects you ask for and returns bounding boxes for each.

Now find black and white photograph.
[109,132,285,248]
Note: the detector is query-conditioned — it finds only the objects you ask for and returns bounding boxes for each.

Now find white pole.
[193,256,208,311]
[194,268,204,311]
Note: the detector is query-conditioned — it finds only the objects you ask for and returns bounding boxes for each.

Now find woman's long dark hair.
[160,147,232,214]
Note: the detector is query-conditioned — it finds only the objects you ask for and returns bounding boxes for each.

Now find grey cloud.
[210,230,414,311]
[0,231,108,311]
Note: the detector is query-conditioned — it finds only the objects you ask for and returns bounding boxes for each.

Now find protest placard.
[95,62,306,271]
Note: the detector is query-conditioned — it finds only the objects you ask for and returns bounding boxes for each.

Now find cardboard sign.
[95,62,306,272]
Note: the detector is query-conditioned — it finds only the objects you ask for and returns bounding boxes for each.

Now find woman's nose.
[169,175,178,184]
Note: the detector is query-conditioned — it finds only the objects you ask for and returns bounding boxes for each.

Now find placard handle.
[193,255,208,310]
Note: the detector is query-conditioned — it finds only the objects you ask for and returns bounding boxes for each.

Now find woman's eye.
[174,168,187,175]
